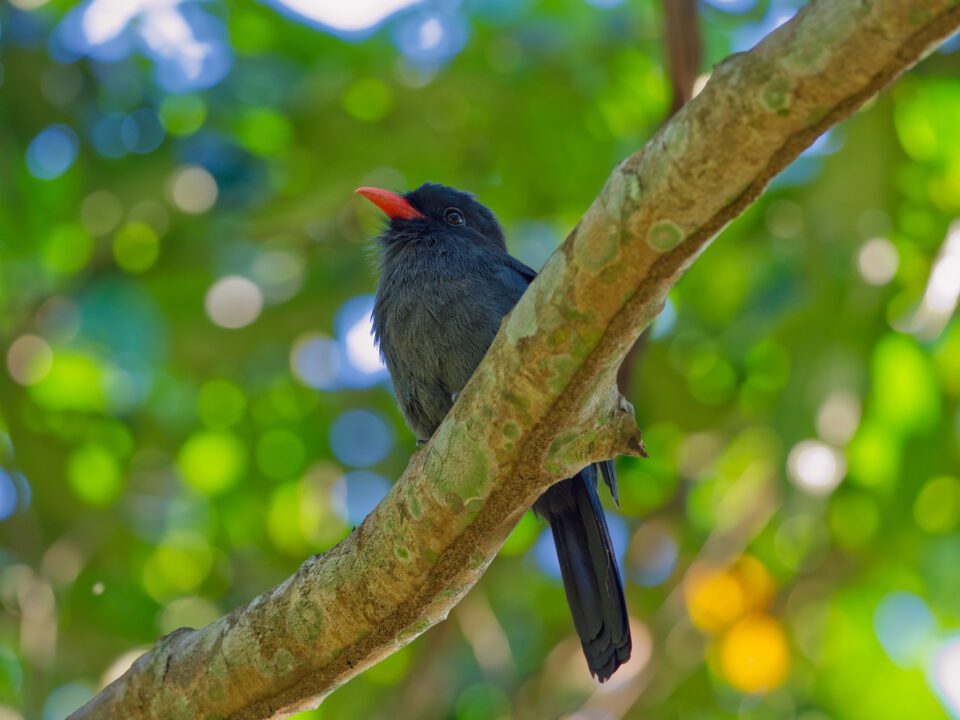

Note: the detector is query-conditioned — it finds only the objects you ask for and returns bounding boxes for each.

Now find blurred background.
[0,0,959,718]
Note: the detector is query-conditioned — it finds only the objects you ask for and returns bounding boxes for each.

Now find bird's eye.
[444,208,465,226]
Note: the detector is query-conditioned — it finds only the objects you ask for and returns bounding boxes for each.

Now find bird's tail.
[539,472,631,682]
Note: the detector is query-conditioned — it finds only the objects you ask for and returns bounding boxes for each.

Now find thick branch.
[617,0,702,392]
[72,2,960,718]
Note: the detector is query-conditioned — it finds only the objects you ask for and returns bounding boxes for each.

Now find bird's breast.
[374,255,506,436]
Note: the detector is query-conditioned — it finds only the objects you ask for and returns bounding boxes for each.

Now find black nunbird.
[357,182,631,681]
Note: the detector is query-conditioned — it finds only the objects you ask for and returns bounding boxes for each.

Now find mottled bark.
[616,0,702,393]
[72,2,960,718]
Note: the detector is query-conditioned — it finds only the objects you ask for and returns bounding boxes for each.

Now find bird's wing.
[504,255,538,284]
[495,254,537,306]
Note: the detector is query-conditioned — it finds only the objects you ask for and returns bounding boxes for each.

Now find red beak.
[355,186,425,220]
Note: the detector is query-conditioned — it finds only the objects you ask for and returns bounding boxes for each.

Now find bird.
[356,182,631,682]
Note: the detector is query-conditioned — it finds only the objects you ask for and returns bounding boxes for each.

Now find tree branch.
[665,0,703,114]
[617,0,702,393]
[72,2,960,718]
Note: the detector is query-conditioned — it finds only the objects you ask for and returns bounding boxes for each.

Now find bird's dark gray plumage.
[363,181,631,681]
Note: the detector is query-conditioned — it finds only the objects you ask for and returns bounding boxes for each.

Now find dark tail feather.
[537,470,631,681]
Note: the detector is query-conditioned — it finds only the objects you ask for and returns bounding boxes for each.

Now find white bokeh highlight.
[816,391,861,446]
[857,237,899,285]
[345,314,385,375]
[205,277,263,329]
[276,0,421,32]
[6,335,54,386]
[931,637,960,718]
[170,165,217,214]
[787,439,846,496]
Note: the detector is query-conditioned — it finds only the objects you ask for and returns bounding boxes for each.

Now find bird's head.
[355,182,506,253]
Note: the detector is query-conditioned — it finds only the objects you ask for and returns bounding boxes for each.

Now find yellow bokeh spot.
[42,223,93,276]
[68,445,123,506]
[893,78,960,164]
[267,476,347,555]
[685,556,775,634]
[29,351,104,411]
[236,107,292,156]
[934,320,960,396]
[159,93,206,136]
[365,644,412,685]
[267,482,309,554]
[914,475,960,533]
[500,511,539,556]
[685,567,746,633]
[871,334,940,435]
[113,222,160,274]
[847,421,901,489]
[177,431,247,495]
[142,530,214,602]
[720,614,790,693]
[734,555,775,610]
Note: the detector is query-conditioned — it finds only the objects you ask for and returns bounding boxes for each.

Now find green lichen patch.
[545,355,580,396]
[762,76,792,112]
[398,618,433,642]
[505,244,568,345]
[576,225,620,273]
[548,430,601,473]
[441,585,468,599]
[502,421,519,439]
[647,220,684,252]
[600,263,625,285]
[406,492,422,520]
[548,430,579,458]
[153,694,192,720]
[432,423,491,510]
[290,597,324,642]
[273,649,295,676]
[662,119,691,160]
[501,390,530,412]
[208,649,230,679]
[783,36,828,75]
[504,295,538,345]
[206,681,226,703]
[547,326,570,347]
[600,169,628,220]
[465,497,484,513]
[444,492,464,513]
[395,547,410,561]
